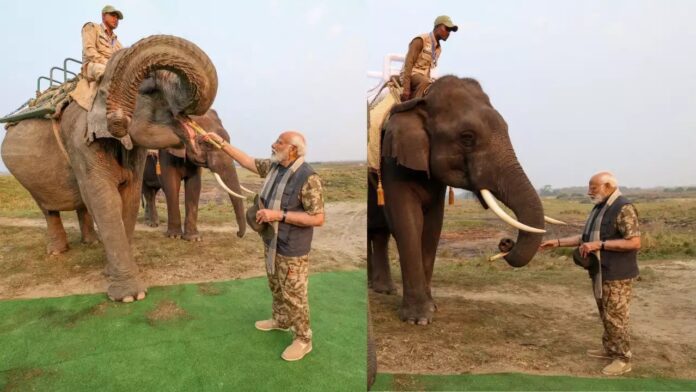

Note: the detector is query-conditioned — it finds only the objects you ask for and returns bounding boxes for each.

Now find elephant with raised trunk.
[368,76,547,324]
[2,35,217,302]
[141,109,247,240]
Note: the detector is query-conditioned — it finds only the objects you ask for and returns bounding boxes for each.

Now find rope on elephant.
[51,119,71,166]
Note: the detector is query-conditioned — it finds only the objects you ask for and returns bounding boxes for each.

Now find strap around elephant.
[51,119,71,167]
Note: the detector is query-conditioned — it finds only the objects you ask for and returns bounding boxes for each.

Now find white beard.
[270,149,288,163]
[590,194,606,205]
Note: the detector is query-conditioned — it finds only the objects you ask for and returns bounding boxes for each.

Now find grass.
[0,161,366,225]
[445,195,696,261]
[373,373,696,391]
[0,270,366,392]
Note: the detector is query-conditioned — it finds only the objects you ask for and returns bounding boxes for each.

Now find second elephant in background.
[142,109,247,240]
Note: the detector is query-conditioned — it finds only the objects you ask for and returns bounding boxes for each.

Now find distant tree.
[539,185,558,197]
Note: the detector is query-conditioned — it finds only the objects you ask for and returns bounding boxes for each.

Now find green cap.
[434,15,458,32]
[102,5,123,20]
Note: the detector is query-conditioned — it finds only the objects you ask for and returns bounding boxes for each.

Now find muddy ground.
[370,207,696,380]
[0,200,365,300]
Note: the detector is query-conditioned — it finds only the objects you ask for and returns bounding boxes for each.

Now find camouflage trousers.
[595,278,634,361]
[265,250,312,343]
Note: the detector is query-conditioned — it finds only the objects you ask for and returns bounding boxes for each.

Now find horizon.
[1,162,694,189]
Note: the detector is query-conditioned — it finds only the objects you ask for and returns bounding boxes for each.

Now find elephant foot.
[370,280,397,295]
[166,229,183,239]
[46,242,69,256]
[81,235,100,245]
[146,221,159,228]
[109,291,147,303]
[399,300,434,325]
[107,279,148,303]
[182,232,202,242]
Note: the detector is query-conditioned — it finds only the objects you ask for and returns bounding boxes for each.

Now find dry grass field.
[371,192,696,380]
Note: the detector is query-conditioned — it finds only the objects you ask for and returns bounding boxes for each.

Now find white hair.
[288,133,306,157]
[593,171,618,188]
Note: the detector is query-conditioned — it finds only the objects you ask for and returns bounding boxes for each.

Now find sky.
[368,0,696,188]
[0,0,366,170]
[1,1,695,188]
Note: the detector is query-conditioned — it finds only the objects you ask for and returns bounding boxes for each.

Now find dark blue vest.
[261,162,316,257]
[583,195,639,281]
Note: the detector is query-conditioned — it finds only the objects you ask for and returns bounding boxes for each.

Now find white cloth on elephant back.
[367,81,401,171]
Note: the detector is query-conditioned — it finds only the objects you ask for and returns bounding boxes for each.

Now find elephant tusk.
[488,252,509,262]
[240,185,255,194]
[544,216,568,225]
[213,173,246,199]
[480,189,546,234]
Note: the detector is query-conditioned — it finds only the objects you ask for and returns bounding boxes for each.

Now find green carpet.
[373,373,696,391]
[0,271,366,391]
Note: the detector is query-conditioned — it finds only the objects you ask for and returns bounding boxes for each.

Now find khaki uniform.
[400,33,441,99]
[594,204,640,361]
[255,158,324,343]
[81,22,123,81]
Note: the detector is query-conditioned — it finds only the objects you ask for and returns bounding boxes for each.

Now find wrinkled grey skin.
[141,109,246,240]
[368,76,545,324]
[1,35,217,301]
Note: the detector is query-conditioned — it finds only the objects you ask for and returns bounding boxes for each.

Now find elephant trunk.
[210,156,247,238]
[102,35,218,136]
[490,164,545,267]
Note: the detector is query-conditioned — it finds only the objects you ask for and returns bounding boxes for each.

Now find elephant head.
[383,76,545,267]
[96,35,217,159]
[189,109,248,238]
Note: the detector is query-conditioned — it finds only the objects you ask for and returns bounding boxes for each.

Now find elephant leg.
[121,179,143,245]
[182,170,201,242]
[143,186,159,227]
[421,188,446,312]
[161,172,183,238]
[385,193,432,325]
[368,228,396,295]
[42,209,69,255]
[75,173,146,301]
[77,207,99,244]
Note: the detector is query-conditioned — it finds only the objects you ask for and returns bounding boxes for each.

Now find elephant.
[367,76,546,324]
[1,35,218,302]
[141,109,247,240]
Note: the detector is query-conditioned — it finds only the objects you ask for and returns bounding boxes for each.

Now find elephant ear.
[381,99,429,174]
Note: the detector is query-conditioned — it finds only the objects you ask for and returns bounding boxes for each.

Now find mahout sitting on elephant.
[141,109,247,240]
[368,76,548,324]
[2,35,218,302]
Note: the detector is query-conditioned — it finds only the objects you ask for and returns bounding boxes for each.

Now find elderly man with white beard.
[540,171,641,376]
[203,130,325,361]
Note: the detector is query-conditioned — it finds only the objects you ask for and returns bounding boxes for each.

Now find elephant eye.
[461,131,476,147]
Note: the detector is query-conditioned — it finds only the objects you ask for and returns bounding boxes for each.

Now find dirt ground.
[0,200,365,300]
[370,219,696,380]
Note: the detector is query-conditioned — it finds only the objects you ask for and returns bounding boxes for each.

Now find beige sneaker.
[586,349,612,359]
[281,339,313,361]
[255,319,289,332]
[602,359,632,376]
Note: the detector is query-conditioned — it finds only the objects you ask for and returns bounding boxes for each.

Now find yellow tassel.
[155,160,161,176]
[448,186,455,205]
[377,179,385,206]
